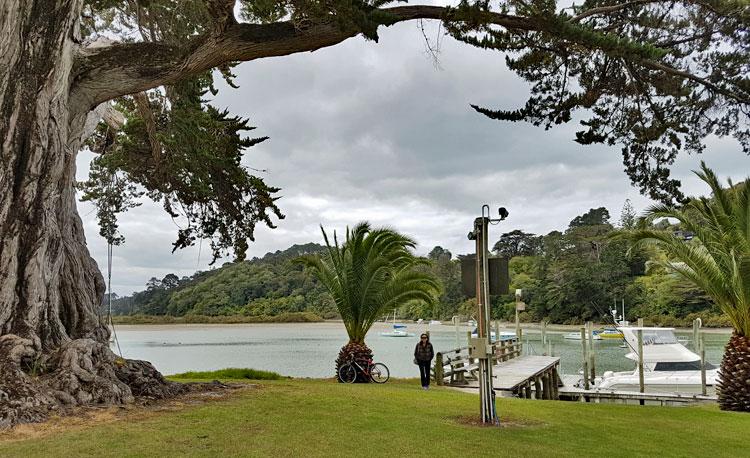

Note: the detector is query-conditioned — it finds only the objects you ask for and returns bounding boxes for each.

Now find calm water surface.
[111,322,730,378]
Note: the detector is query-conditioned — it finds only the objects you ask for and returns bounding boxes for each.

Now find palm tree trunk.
[718,332,750,412]
[335,342,373,383]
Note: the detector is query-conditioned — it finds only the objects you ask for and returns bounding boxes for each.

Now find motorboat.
[429,320,442,326]
[596,327,718,394]
[471,328,516,341]
[564,331,602,340]
[598,328,624,339]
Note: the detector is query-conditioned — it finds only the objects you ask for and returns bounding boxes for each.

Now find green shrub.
[169,368,285,380]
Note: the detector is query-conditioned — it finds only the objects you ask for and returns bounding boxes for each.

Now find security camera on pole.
[466,205,508,425]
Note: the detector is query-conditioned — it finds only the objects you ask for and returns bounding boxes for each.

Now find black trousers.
[417,361,431,387]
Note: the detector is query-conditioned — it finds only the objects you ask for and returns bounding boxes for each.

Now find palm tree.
[626,162,750,411]
[297,221,440,381]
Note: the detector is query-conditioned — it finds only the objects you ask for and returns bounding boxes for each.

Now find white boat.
[564,331,602,340]
[595,327,718,394]
[470,328,516,341]
[429,320,442,326]
[380,311,415,337]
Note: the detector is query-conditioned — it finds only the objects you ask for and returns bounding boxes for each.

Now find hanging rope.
[107,240,123,357]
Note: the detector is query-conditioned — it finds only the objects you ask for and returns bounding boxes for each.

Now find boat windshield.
[654,361,716,371]
[641,330,678,345]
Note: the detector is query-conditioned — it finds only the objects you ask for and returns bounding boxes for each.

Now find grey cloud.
[76,20,749,295]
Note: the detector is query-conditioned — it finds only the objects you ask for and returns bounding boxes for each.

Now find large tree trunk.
[0,0,182,428]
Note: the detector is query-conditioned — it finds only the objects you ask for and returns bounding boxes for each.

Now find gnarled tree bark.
[0,0,183,428]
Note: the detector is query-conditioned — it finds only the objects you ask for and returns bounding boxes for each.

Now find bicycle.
[338,357,390,384]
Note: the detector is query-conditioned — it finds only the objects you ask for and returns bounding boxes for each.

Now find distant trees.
[492,230,542,258]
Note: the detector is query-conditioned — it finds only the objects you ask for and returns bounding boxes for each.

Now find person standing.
[414,333,434,390]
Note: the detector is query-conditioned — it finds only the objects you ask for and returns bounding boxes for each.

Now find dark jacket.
[414,342,434,362]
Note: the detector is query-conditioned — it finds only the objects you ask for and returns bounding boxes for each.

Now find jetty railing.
[433,337,523,386]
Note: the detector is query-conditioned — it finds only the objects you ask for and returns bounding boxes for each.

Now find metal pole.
[474,215,495,424]
[637,329,645,404]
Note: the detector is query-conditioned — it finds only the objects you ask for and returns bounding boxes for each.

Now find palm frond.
[296,221,440,343]
[626,164,750,336]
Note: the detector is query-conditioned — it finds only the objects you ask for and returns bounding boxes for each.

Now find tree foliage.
[625,162,750,336]
[297,222,440,343]
[72,0,750,261]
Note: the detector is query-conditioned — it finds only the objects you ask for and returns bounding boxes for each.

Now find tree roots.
[0,335,187,428]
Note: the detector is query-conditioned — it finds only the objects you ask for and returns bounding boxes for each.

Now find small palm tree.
[626,162,750,411]
[297,221,440,381]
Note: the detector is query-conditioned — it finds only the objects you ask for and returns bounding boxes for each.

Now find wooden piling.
[542,373,552,400]
[494,320,500,344]
[541,321,547,346]
[581,327,590,390]
[637,317,644,327]
[637,329,645,404]
[434,353,444,386]
[551,366,560,400]
[524,383,532,399]
[534,376,542,400]
[587,321,596,383]
[700,336,707,396]
[693,318,702,352]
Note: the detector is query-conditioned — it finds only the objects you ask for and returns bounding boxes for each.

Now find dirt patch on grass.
[0,382,257,443]
[452,415,543,429]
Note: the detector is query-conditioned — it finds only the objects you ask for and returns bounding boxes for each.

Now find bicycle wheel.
[369,363,390,384]
[338,363,357,383]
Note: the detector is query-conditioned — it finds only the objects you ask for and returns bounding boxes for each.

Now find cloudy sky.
[76,17,749,295]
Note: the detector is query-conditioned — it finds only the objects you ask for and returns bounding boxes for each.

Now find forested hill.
[108,243,337,319]
[109,205,730,326]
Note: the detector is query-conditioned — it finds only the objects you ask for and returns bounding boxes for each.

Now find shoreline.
[108,317,733,334]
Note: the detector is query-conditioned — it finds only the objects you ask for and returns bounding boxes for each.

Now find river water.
[110,322,730,378]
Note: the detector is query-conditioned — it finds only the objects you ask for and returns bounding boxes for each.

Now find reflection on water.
[111,322,730,378]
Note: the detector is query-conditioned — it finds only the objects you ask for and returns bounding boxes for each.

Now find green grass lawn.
[1,378,748,458]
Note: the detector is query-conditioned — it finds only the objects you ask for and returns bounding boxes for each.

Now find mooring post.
[541,320,547,346]
[587,321,596,383]
[494,320,500,344]
[552,366,560,400]
[581,327,590,390]
[637,317,644,327]
[637,329,645,404]
[518,328,523,356]
[547,340,552,357]
[700,335,707,396]
[543,372,553,400]
[693,318,702,352]
[435,353,444,386]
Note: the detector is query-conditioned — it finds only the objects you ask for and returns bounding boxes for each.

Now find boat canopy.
[619,327,700,363]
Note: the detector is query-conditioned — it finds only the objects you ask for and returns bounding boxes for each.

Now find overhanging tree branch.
[71,6,536,108]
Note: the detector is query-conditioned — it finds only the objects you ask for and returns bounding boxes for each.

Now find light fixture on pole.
[467,204,509,425]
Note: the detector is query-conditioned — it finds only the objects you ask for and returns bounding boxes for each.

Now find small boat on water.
[599,327,624,339]
[595,327,718,394]
[380,311,415,337]
[564,331,602,340]
[429,320,442,326]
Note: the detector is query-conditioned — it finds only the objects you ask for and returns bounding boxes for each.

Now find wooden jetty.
[433,338,562,400]
[558,375,717,406]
